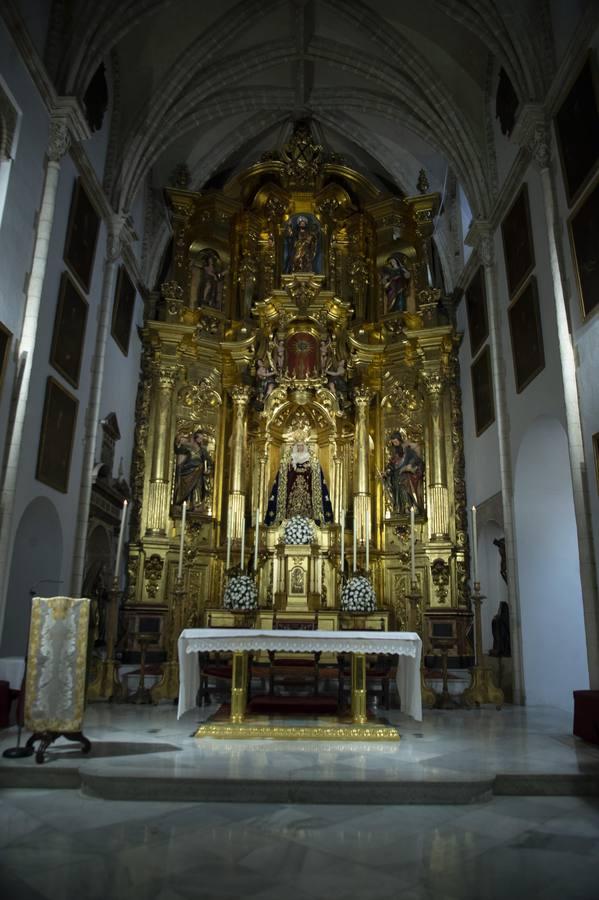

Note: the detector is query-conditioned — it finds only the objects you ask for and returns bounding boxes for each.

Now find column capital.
[421,370,446,399]
[353,385,372,410]
[511,103,551,171]
[230,385,252,407]
[48,96,91,162]
[465,218,495,267]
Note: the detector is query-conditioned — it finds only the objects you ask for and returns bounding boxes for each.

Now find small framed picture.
[501,183,535,299]
[49,272,88,388]
[593,433,599,493]
[0,321,11,395]
[36,377,79,493]
[555,55,599,206]
[508,276,545,393]
[465,265,489,357]
[569,176,599,320]
[471,345,495,436]
[111,265,136,355]
[63,178,100,293]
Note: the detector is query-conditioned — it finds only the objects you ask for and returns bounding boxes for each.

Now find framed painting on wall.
[111,265,136,355]
[501,183,535,299]
[508,276,545,393]
[555,55,599,206]
[0,321,11,395]
[465,265,489,357]
[36,377,79,493]
[49,272,88,388]
[63,178,100,293]
[471,345,495,436]
[569,176,599,320]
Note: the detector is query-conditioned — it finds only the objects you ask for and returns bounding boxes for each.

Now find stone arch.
[514,416,589,711]
[0,498,63,656]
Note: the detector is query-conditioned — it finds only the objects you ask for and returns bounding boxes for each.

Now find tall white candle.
[340,509,345,573]
[178,501,187,579]
[240,521,245,569]
[253,509,260,573]
[225,517,231,571]
[114,500,128,580]
[410,506,416,582]
[365,513,369,572]
[353,517,357,573]
[471,505,478,584]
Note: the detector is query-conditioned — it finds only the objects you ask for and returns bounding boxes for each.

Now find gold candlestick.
[87,577,123,702]
[151,576,186,703]
[462,582,504,709]
[406,583,436,709]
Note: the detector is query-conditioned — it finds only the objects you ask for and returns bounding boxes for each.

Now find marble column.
[467,220,525,704]
[0,100,89,634]
[515,107,599,686]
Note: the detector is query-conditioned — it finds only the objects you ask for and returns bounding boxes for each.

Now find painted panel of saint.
[286,332,318,379]
[265,441,334,526]
[195,248,226,310]
[381,253,411,314]
[174,429,213,510]
[283,213,322,274]
[382,432,425,515]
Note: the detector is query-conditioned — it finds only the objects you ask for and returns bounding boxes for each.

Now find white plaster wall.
[514,416,589,711]
[0,19,48,456]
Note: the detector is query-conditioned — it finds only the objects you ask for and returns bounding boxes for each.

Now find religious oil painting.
[569,177,599,319]
[501,183,535,299]
[465,265,488,357]
[36,377,79,493]
[471,345,495,436]
[0,320,11,396]
[508,276,545,393]
[555,55,599,206]
[50,271,88,388]
[63,177,100,293]
[111,265,136,355]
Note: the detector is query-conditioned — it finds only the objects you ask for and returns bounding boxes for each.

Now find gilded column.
[423,372,449,539]
[353,387,372,555]
[228,386,251,543]
[146,364,179,534]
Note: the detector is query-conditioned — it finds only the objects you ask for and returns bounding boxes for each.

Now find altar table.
[177,628,422,737]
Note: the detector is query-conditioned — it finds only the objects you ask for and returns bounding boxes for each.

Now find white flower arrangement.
[223,574,258,611]
[283,515,314,545]
[341,575,376,613]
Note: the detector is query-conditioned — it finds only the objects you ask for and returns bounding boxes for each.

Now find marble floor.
[1,787,599,899]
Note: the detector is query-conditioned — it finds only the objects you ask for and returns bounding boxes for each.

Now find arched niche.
[514,416,589,711]
[0,497,63,656]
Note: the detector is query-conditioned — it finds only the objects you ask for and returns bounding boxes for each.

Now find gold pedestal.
[462,587,504,709]
[351,652,368,724]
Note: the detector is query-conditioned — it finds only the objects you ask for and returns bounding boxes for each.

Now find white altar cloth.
[177,628,422,722]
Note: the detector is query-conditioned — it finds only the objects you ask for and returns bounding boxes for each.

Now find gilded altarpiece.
[121,124,472,701]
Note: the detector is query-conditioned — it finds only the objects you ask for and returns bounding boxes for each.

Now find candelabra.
[87,577,124,702]
[151,576,186,703]
[406,580,436,709]
[462,581,504,709]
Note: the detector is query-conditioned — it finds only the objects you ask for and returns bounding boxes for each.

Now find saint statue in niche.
[382,431,424,515]
[265,439,334,526]
[195,248,226,310]
[283,213,322,274]
[381,253,411,314]
[174,429,213,510]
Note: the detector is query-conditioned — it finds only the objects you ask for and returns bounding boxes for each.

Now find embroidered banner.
[24,597,90,733]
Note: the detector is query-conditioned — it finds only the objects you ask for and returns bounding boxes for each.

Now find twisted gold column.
[423,372,449,540]
[353,387,371,565]
[147,365,178,534]
[228,386,251,543]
